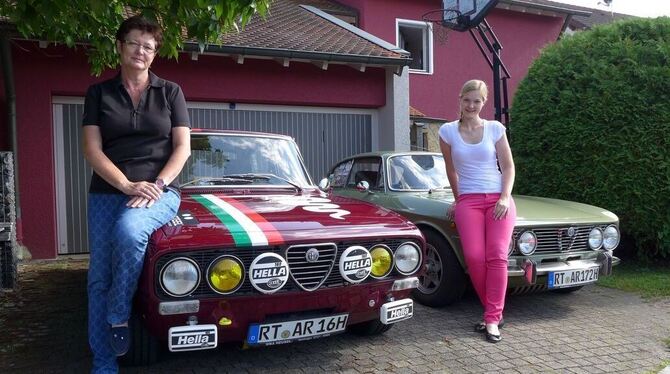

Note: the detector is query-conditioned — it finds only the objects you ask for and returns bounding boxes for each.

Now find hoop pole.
[493,41,502,123]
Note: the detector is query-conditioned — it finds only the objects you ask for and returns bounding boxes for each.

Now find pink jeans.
[454,193,516,324]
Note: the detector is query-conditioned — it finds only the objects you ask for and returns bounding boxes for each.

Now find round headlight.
[160,257,200,297]
[517,231,537,256]
[603,225,620,250]
[208,255,244,294]
[370,245,393,278]
[395,242,421,275]
[588,227,603,249]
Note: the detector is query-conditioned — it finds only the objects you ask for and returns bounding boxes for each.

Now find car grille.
[155,238,419,300]
[511,224,613,254]
[286,244,337,291]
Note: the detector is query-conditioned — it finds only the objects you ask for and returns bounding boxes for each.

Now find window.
[346,158,383,190]
[330,160,353,188]
[397,19,433,74]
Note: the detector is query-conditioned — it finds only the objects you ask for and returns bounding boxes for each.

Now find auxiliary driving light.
[369,245,393,278]
[207,255,244,294]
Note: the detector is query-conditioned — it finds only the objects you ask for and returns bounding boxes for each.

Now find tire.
[412,230,466,307]
[551,285,584,294]
[0,241,17,289]
[348,319,393,336]
[120,312,160,366]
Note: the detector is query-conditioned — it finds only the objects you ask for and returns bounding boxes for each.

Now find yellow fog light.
[207,255,244,294]
[369,245,393,278]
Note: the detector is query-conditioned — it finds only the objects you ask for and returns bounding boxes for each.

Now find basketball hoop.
[422,9,461,44]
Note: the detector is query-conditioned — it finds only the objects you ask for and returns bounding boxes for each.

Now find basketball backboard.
[441,0,499,31]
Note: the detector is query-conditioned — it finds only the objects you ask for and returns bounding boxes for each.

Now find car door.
[329,157,384,204]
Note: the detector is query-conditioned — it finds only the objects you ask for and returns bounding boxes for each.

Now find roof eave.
[183,43,412,67]
[497,0,592,17]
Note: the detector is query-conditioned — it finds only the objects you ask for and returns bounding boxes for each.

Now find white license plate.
[548,267,599,289]
[246,313,348,346]
[380,298,413,325]
[168,324,217,352]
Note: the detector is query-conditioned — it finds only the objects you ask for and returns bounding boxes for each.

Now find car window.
[180,134,311,187]
[330,160,353,188]
[346,158,383,190]
[388,154,448,190]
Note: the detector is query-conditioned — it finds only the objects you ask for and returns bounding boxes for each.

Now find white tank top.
[438,120,506,194]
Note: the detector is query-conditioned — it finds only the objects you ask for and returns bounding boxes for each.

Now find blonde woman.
[438,79,516,343]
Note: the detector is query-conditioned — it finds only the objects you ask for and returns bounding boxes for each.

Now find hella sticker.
[339,246,372,283]
[249,253,289,294]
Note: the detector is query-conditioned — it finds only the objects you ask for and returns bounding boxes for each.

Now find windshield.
[180,134,311,187]
[387,154,449,191]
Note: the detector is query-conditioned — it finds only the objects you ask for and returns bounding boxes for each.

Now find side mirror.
[318,178,330,191]
[355,180,370,192]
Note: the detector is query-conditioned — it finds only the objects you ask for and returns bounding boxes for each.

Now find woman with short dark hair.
[82,15,190,372]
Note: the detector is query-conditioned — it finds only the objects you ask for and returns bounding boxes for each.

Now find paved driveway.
[1,258,669,373]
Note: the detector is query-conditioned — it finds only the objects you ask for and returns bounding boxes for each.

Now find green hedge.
[510,17,670,259]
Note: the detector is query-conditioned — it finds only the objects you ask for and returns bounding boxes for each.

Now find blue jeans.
[87,190,179,373]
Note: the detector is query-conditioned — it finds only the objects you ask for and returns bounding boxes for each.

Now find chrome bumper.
[508,252,620,285]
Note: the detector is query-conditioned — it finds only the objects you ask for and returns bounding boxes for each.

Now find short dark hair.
[115,15,163,49]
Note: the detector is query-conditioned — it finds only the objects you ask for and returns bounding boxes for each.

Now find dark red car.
[126,130,425,364]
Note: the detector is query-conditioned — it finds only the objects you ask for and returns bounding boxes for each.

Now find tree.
[510,17,670,259]
[0,0,271,75]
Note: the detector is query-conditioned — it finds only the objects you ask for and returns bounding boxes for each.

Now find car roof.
[190,128,294,141]
[342,150,442,161]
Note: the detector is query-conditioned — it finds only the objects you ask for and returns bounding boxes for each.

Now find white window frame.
[395,18,434,75]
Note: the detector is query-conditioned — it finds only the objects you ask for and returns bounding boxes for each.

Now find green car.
[321,152,621,307]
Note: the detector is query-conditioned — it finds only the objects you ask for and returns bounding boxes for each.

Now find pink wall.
[9,41,386,259]
[338,0,564,121]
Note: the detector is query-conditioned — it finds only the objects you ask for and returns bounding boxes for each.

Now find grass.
[645,360,670,374]
[597,261,670,299]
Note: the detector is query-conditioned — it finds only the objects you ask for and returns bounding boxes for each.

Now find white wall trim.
[395,18,434,75]
[52,104,69,254]
[52,96,84,105]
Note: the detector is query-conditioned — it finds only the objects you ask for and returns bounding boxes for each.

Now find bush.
[510,17,670,259]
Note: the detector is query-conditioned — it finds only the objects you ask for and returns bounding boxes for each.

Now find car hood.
[154,189,419,252]
[390,190,618,226]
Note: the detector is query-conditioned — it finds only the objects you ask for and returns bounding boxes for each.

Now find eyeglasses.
[123,40,157,54]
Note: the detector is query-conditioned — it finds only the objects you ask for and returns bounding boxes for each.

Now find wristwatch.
[155,177,166,191]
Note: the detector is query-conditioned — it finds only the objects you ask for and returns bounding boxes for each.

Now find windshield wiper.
[180,177,254,188]
[224,173,303,192]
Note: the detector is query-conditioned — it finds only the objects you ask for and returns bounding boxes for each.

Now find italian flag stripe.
[219,196,285,245]
[194,194,269,246]
[192,194,252,246]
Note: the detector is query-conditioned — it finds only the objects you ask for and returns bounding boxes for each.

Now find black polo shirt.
[82,71,190,193]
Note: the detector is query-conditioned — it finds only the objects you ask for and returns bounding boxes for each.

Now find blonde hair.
[458,79,488,121]
[460,79,488,101]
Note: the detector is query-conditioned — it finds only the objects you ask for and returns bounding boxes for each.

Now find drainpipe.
[0,34,21,231]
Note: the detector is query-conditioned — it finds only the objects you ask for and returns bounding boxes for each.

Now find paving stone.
[1,259,670,373]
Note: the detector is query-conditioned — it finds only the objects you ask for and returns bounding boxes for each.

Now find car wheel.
[120,312,160,366]
[551,285,584,294]
[348,319,393,336]
[412,230,466,307]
